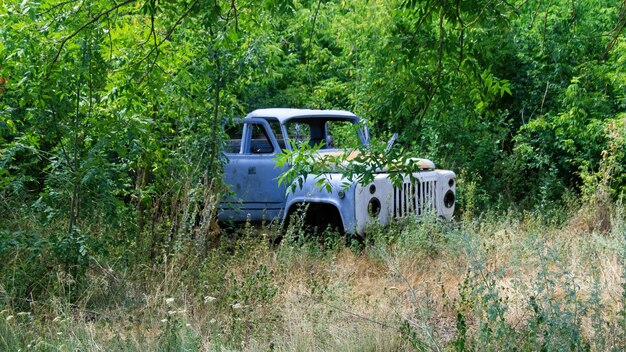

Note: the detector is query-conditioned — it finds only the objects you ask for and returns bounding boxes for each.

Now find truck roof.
[245,108,359,124]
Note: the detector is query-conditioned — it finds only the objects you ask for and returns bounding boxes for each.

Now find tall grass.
[1,198,625,351]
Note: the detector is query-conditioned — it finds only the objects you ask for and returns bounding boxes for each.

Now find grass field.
[1,198,625,351]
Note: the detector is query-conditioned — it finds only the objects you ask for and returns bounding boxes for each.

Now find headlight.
[368,197,381,217]
[444,190,455,208]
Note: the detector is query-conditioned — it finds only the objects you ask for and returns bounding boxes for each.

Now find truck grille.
[393,178,437,218]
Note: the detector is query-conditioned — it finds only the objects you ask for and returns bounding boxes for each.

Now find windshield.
[283,118,368,150]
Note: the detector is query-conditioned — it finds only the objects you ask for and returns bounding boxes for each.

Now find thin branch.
[528,0,543,29]
[107,14,113,60]
[541,0,554,48]
[221,0,239,32]
[36,0,75,16]
[540,80,549,115]
[306,0,323,87]
[133,0,200,76]
[456,0,464,71]
[458,0,490,30]
[407,0,435,45]
[50,0,136,66]
[147,4,160,74]
[500,0,530,14]
[217,0,237,34]
[318,301,394,329]
[405,318,443,352]
[139,0,158,47]
[231,0,239,32]
[414,0,435,30]
[58,132,77,174]
[448,0,500,32]
[416,7,445,127]
[604,0,626,59]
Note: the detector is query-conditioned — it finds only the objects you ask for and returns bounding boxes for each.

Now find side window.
[285,122,311,147]
[224,123,243,154]
[247,123,275,154]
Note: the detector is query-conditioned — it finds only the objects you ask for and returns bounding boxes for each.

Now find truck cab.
[219,108,456,234]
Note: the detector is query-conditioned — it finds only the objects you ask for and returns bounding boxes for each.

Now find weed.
[1,200,626,350]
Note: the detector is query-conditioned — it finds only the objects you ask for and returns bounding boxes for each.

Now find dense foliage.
[0,0,625,349]
[2,0,624,225]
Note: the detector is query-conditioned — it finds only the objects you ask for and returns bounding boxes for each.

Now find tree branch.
[604,0,626,59]
[106,14,114,60]
[133,0,200,84]
[500,0,530,14]
[306,0,323,87]
[37,0,75,16]
[231,0,239,32]
[541,0,554,48]
[416,7,445,127]
[50,0,137,66]
[456,0,464,71]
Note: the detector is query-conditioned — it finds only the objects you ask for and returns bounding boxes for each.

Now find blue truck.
[218,108,456,234]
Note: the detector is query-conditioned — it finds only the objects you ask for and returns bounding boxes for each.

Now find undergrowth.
[1,198,625,351]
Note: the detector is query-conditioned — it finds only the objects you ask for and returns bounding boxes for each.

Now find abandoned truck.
[218,108,456,234]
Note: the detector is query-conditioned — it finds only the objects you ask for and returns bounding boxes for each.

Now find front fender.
[283,174,357,233]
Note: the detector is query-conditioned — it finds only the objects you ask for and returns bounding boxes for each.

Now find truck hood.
[317,149,436,172]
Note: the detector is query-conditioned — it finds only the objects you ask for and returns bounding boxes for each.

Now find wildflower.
[232,303,243,309]
[204,296,217,303]
[168,309,187,315]
[161,319,168,323]
[210,319,216,324]
[6,315,14,322]
[165,297,175,305]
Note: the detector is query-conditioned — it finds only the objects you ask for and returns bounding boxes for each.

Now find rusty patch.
[321,150,361,161]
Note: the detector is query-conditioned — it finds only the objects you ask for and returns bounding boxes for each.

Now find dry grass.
[1,201,626,351]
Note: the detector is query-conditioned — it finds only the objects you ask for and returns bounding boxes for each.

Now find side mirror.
[385,132,399,153]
